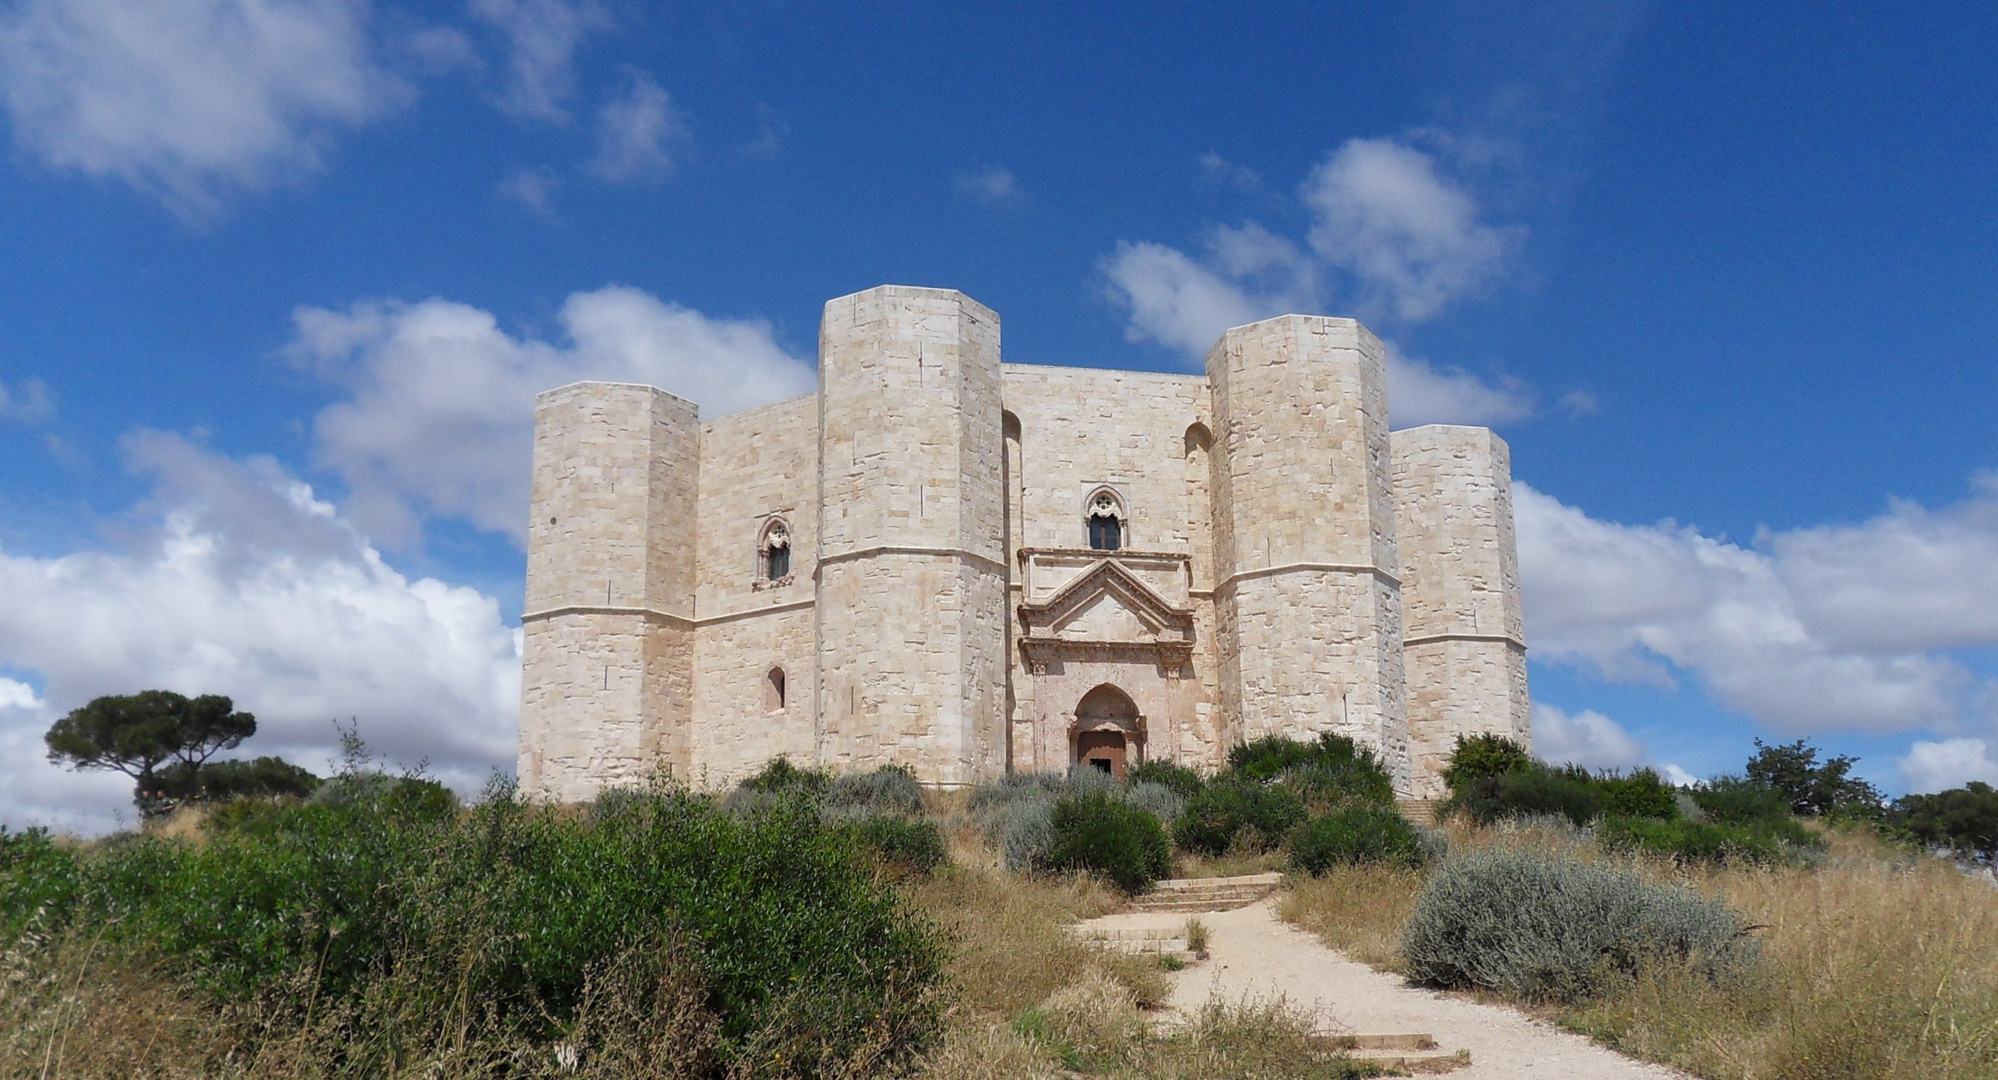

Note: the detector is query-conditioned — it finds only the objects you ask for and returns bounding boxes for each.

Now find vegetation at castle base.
[1040,790,1172,894]
[1400,846,1754,1003]
[727,757,948,874]
[965,733,1433,895]
[2,765,948,1079]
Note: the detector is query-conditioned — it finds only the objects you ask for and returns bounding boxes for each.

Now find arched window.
[1086,489,1125,551]
[765,667,787,713]
[759,519,791,580]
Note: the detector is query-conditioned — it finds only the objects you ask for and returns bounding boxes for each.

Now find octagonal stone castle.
[517,285,1528,801]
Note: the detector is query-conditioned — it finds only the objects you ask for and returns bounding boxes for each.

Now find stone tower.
[813,286,1010,785]
[1206,316,1410,789]
[517,383,700,801]
[1392,426,1530,797]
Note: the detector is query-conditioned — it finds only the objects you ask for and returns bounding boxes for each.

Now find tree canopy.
[1745,738,1883,817]
[45,691,257,810]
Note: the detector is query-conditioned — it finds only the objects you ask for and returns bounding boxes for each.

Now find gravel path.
[1078,899,1691,1079]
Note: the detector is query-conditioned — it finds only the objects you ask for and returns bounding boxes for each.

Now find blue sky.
[3,0,1996,830]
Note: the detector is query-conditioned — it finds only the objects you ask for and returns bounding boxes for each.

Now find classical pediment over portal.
[1017,554,1194,671]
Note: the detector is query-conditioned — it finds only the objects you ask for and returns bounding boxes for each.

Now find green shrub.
[1127,759,1205,798]
[0,826,80,942]
[737,755,832,796]
[1174,777,1305,856]
[1598,814,1821,865]
[1440,733,1533,791]
[4,777,947,1077]
[1401,847,1755,1003]
[1692,775,1793,827]
[1041,791,1172,894]
[1447,763,1605,827]
[153,755,321,804]
[1287,805,1429,874]
[826,764,926,815]
[1894,780,1998,863]
[1597,768,1681,820]
[832,809,947,872]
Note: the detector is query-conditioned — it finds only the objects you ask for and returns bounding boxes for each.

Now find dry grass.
[1279,824,1998,1080]
[1277,863,1426,970]
[906,832,1379,1078]
[1173,849,1287,879]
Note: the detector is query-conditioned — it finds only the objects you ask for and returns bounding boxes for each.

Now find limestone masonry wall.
[1207,316,1410,789]
[1392,425,1530,797]
[515,285,1528,801]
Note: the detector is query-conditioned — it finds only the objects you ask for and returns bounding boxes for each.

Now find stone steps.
[1126,872,1283,913]
[1397,798,1443,827]
[1313,1033,1469,1073]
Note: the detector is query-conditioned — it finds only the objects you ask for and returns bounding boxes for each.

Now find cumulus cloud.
[587,70,685,182]
[0,0,409,219]
[0,431,521,834]
[1518,478,1998,736]
[1101,135,1531,427]
[467,0,609,123]
[956,165,1022,205]
[1300,138,1522,322]
[0,378,54,423]
[1532,702,1647,771]
[289,286,816,547]
[1899,738,1998,794]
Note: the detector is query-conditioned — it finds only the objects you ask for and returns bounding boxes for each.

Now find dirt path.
[1079,899,1690,1079]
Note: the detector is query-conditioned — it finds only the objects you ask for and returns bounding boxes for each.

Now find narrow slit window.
[765,667,787,713]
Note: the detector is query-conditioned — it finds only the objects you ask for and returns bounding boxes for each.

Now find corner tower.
[518,382,700,801]
[814,286,1008,785]
[1391,425,1529,797]
[1207,316,1410,790]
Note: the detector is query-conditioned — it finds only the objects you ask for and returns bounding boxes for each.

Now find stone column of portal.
[815,286,1008,786]
[517,382,700,802]
[1392,425,1530,798]
[1207,316,1411,792]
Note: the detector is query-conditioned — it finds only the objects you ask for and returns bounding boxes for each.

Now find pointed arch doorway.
[1072,684,1142,780]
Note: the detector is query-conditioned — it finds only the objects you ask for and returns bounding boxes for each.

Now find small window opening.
[765,667,787,713]
[760,520,792,580]
[1087,492,1124,551]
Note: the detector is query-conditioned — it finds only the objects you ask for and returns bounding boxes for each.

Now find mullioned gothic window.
[760,519,791,580]
[1086,490,1125,551]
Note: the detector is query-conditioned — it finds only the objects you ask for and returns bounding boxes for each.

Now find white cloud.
[1101,135,1531,427]
[0,378,54,423]
[1899,738,1998,794]
[1101,236,1531,427]
[1197,151,1263,192]
[1532,702,1647,771]
[957,164,1022,205]
[0,0,409,219]
[467,0,608,123]
[498,165,559,214]
[0,431,521,835]
[1518,479,1998,736]
[290,286,816,546]
[1300,138,1522,322]
[587,70,685,182]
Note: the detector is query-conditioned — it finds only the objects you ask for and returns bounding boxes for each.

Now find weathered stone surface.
[517,287,1528,801]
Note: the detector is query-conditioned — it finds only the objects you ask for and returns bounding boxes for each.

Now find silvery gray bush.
[1401,847,1755,1002]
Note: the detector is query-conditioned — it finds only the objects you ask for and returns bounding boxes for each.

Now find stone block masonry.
[516,285,1529,801]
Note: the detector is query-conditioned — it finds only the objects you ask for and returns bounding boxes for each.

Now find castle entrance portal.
[1072,684,1141,780]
